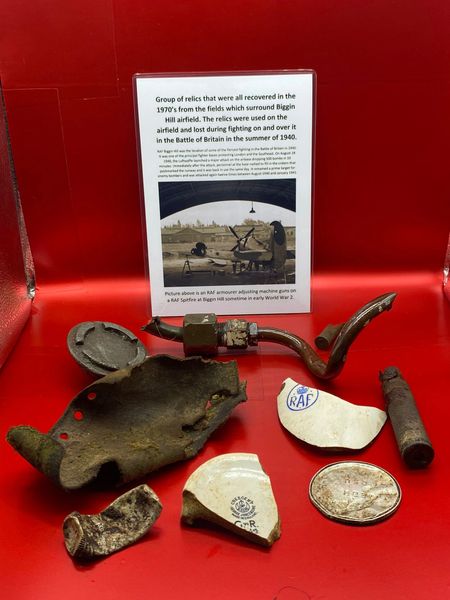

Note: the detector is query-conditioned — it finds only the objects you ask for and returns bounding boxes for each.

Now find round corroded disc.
[309,461,401,525]
[67,321,147,377]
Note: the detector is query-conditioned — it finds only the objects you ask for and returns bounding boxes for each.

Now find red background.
[0,1,449,599]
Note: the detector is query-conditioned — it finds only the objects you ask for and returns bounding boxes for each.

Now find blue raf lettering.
[286,385,319,411]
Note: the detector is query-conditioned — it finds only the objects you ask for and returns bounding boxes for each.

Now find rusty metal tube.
[258,292,397,379]
[145,316,185,343]
[314,323,344,350]
[379,366,434,468]
[143,292,397,380]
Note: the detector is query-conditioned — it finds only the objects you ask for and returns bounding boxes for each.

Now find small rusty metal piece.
[221,318,254,349]
[143,293,397,380]
[315,323,343,350]
[183,313,219,356]
[379,366,434,468]
[63,484,162,561]
[7,355,246,490]
[67,321,147,376]
[309,461,401,524]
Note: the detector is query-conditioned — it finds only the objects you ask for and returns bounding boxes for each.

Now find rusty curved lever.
[143,292,397,380]
[257,292,396,379]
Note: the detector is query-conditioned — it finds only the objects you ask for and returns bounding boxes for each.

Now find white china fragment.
[181,453,280,547]
[277,378,387,450]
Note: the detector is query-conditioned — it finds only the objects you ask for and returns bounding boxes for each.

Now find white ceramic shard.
[277,378,387,451]
[181,453,280,547]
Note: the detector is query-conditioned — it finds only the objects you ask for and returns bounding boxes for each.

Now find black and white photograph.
[159,179,296,287]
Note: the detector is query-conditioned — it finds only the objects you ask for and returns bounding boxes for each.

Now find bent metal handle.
[258,292,396,379]
[143,292,397,380]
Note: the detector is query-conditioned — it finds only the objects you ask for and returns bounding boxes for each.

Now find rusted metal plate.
[309,462,401,525]
[67,321,147,376]
[7,355,247,490]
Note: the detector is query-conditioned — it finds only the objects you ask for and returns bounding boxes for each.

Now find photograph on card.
[159,179,296,287]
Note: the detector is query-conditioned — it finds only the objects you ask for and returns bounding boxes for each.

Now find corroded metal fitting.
[152,314,259,357]
[379,366,434,468]
[220,318,258,350]
[143,293,397,381]
[183,314,219,356]
[67,321,147,376]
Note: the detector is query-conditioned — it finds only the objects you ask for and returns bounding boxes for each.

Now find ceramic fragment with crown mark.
[277,378,387,451]
[181,453,280,547]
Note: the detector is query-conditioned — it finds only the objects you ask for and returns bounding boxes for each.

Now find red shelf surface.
[1,273,448,599]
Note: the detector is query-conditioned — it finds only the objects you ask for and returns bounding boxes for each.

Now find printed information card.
[134,71,314,316]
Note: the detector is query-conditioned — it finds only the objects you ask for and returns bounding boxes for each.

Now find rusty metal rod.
[258,292,396,379]
[146,318,184,343]
[144,292,397,380]
[379,366,434,468]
